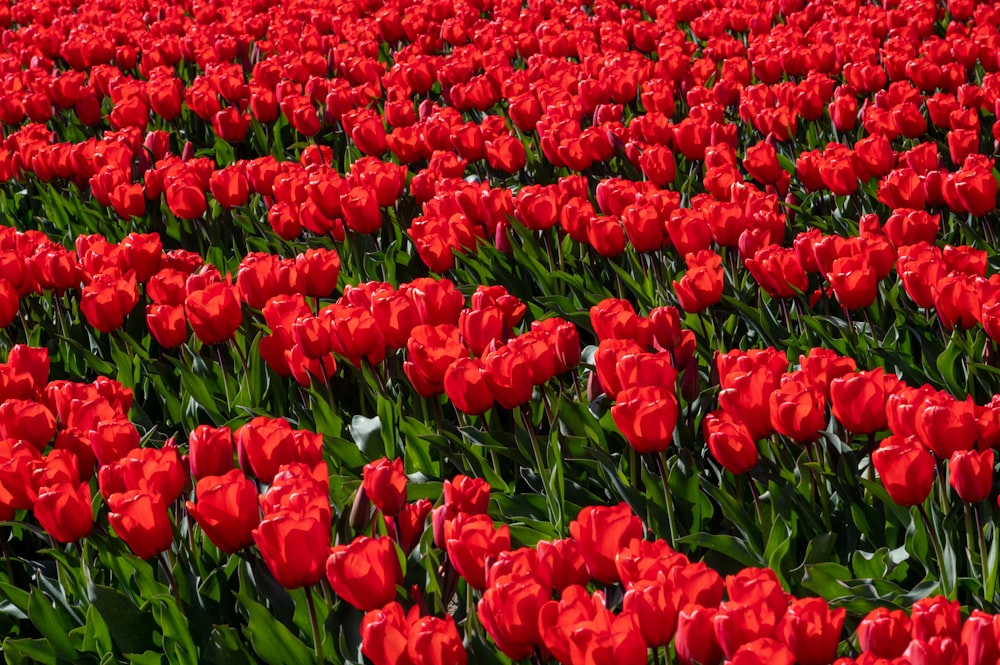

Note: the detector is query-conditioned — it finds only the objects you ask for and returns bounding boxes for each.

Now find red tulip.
[107,490,174,560]
[185,282,242,346]
[778,597,845,665]
[326,536,402,611]
[186,469,259,554]
[252,512,329,589]
[363,457,407,518]
[857,608,911,659]
[34,482,93,543]
[872,436,936,507]
[948,449,993,504]
[569,503,643,584]
[611,385,679,453]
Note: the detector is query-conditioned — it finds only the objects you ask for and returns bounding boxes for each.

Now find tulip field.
[5,0,1000,662]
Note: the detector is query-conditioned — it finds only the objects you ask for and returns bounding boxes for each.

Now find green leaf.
[236,594,314,665]
[149,596,199,665]
[677,533,763,568]
[349,415,384,459]
[27,588,78,660]
[90,584,158,655]
[1,638,59,665]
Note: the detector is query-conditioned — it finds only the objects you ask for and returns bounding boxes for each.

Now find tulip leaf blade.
[26,587,78,661]
[235,592,315,665]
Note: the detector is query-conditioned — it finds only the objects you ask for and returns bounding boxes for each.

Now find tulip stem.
[159,552,182,610]
[1,533,13,582]
[975,504,992,602]
[918,504,952,599]
[656,451,679,550]
[653,646,663,665]
[305,585,324,665]
[214,346,232,408]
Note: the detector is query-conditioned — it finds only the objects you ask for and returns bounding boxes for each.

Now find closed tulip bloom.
[858,608,911,658]
[185,282,242,345]
[477,577,549,659]
[361,602,418,665]
[829,369,894,434]
[569,503,644,584]
[444,513,510,591]
[0,399,56,451]
[185,469,259,554]
[674,260,724,313]
[236,416,321,484]
[482,345,533,409]
[769,379,827,443]
[948,449,993,503]
[917,394,979,458]
[744,142,783,185]
[714,601,780,659]
[729,638,796,665]
[444,358,494,415]
[536,538,591,591]
[676,606,723,665]
[960,610,1000,665]
[611,385,679,453]
[188,424,233,480]
[407,615,467,665]
[118,443,187,504]
[911,596,961,643]
[704,410,759,474]
[252,512,329,589]
[904,637,960,665]
[107,490,174,560]
[872,436,936,507]
[363,457,407,518]
[146,304,187,349]
[718,367,781,441]
[80,271,139,334]
[326,536,402,611]
[458,306,504,357]
[622,577,680,647]
[778,597,845,665]
[828,255,878,311]
[34,482,93,543]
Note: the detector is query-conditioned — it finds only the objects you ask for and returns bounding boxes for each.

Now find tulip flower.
[326,536,403,611]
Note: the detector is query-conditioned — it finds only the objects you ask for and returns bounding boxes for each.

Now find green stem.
[975,503,992,603]
[159,552,182,610]
[918,504,952,599]
[656,451,679,549]
[305,585,324,665]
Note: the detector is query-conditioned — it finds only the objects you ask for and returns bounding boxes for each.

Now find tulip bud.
[181,140,194,162]
[681,354,701,402]
[350,486,372,533]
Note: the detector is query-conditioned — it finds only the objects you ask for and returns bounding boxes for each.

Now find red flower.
[107,490,174,560]
[34,481,93,543]
[326,536,402,611]
[872,436,936,507]
[362,602,418,665]
[857,608,911,659]
[185,282,242,345]
[188,425,233,480]
[444,358,494,416]
[569,503,643,584]
[407,615,467,665]
[363,457,407,517]
[949,449,993,504]
[704,410,758,474]
[444,513,510,591]
[611,385,679,454]
[186,469,259,554]
[252,512,329,589]
[477,577,550,659]
[778,598,845,665]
